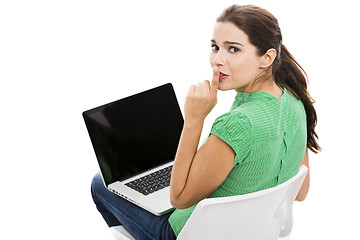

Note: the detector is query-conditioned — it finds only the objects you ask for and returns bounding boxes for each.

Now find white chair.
[111,165,308,240]
[110,225,136,240]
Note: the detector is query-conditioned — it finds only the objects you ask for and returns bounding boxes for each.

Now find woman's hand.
[184,67,220,124]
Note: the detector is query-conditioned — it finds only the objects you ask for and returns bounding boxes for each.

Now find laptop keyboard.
[125,165,172,195]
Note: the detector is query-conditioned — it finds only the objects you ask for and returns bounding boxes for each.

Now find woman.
[91,4,320,239]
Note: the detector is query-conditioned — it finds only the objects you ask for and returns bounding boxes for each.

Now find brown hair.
[217,5,321,153]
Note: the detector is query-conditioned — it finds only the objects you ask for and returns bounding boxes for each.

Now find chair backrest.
[177,165,308,240]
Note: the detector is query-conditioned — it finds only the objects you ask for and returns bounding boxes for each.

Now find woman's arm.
[170,130,235,209]
[296,149,310,201]
[170,68,235,209]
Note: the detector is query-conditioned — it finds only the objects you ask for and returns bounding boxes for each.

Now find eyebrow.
[211,39,244,46]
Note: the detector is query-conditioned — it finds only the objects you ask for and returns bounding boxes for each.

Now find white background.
[1,0,359,239]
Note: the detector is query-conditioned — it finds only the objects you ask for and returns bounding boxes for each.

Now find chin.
[218,82,233,91]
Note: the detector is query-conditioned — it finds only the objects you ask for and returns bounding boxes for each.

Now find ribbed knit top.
[168,88,307,236]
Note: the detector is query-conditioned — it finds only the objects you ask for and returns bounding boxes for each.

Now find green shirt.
[168,88,307,236]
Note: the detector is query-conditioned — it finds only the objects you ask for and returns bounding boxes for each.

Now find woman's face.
[209,22,263,92]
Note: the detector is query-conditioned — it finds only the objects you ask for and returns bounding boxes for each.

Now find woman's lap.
[91,172,176,240]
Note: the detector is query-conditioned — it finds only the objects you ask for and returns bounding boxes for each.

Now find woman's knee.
[91,172,105,200]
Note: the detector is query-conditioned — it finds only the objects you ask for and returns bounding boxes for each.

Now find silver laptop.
[83,83,183,216]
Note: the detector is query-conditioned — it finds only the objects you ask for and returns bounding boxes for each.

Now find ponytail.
[274,44,321,153]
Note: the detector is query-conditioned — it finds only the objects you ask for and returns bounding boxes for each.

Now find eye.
[229,46,240,53]
[211,44,219,51]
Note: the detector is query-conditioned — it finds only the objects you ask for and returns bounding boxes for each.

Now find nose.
[210,51,225,68]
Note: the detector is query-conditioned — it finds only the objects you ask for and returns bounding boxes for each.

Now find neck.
[237,78,283,99]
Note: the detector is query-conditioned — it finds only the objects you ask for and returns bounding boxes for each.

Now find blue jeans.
[91,172,176,240]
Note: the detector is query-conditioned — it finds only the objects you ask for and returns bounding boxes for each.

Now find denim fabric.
[91,172,176,240]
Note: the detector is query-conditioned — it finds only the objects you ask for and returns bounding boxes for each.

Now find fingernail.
[213,67,218,73]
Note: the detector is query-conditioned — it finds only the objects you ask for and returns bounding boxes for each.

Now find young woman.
[91,4,320,239]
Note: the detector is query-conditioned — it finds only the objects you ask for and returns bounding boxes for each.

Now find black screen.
[83,83,184,186]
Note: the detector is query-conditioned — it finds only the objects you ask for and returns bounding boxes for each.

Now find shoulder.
[211,110,253,138]
[287,90,306,115]
[210,110,253,165]
[284,89,307,126]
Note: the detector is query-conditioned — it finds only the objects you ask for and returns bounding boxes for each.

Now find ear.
[260,48,277,68]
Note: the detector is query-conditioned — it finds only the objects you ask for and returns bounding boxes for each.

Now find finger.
[196,82,203,95]
[187,84,196,96]
[199,81,210,96]
[210,66,219,96]
[202,80,211,96]
[203,80,210,89]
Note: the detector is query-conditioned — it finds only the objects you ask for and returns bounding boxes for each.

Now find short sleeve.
[210,111,253,166]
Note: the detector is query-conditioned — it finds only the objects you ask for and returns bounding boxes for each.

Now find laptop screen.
[83,83,184,186]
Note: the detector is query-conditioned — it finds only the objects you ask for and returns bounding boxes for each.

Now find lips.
[220,71,229,76]
[219,71,229,80]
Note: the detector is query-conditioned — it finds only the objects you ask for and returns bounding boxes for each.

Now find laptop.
[83,83,184,216]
